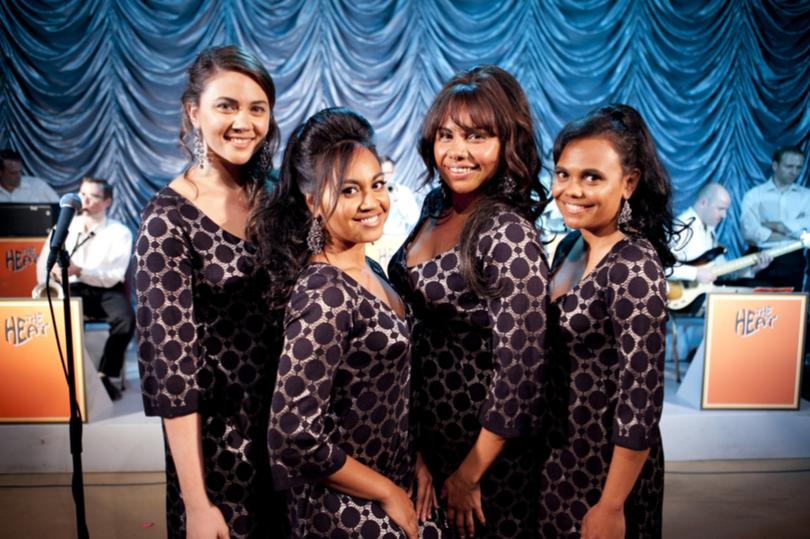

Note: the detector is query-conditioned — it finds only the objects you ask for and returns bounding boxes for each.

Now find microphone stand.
[57,248,90,539]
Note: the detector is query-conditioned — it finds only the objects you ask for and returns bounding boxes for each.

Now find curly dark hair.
[179,45,280,239]
[251,107,378,311]
[552,104,676,268]
[418,64,548,297]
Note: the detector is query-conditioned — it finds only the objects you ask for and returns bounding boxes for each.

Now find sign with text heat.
[0,299,86,422]
[702,293,807,410]
[0,237,46,297]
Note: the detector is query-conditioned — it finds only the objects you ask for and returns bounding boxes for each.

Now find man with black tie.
[36,176,134,400]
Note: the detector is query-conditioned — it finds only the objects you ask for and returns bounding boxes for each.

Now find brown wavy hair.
[179,45,280,239]
[418,64,548,297]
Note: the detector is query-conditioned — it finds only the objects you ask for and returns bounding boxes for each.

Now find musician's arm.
[781,209,810,239]
[668,263,699,283]
[740,193,773,246]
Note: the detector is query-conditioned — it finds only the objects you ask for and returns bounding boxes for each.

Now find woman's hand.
[185,501,229,539]
[380,483,419,539]
[581,502,625,539]
[413,452,439,521]
[441,468,485,538]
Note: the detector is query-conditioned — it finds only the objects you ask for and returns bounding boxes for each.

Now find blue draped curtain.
[1,0,808,257]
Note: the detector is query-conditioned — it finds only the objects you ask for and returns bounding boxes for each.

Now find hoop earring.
[307,217,325,253]
[192,128,208,169]
[618,199,632,228]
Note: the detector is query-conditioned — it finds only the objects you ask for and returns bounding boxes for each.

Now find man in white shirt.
[380,156,420,235]
[671,182,770,285]
[741,146,809,291]
[37,177,134,400]
[0,148,59,203]
[671,183,732,284]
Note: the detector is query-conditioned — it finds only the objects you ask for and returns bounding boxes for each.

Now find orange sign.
[0,237,46,297]
[702,293,807,409]
[0,298,86,422]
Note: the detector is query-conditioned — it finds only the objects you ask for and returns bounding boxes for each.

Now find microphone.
[46,193,83,272]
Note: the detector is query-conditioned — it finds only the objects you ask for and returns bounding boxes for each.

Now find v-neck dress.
[388,193,549,538]
[539,232,666,538]
[135,186,286,538]
[268,261,442,538]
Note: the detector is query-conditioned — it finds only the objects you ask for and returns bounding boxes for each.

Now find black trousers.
[751,249,809,292]
[70,282,135,378]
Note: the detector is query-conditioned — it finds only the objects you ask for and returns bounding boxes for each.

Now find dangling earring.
[618,199,632,228]
[307,217,325,253]
[192,128,208,169]
[502,175,517,195]
[257,138,273,172]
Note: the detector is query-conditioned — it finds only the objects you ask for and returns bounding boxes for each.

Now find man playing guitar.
[668,183,772,312]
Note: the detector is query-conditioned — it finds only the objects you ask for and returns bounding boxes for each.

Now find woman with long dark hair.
[134,45,284,538]
[540,104,672,538]
[257,107,441,539]
[387,65,549,538]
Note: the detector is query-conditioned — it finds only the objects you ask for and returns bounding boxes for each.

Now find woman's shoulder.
[603,235,666,296]
[287,263,357,320]
[612,234,661,267]
[292,263,357,298]
[140,183,209,233]
[141,185,189,219]
[478,206,542,249]
[487,206,539,232]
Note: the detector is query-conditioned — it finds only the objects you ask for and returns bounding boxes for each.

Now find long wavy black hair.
[418,64,548,297]
[252,107,378,311]
[179,45,280,239]
[552,104,676,268]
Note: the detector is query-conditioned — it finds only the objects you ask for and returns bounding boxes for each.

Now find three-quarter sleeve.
[135,204,205,417]
[606,241,667,450]
[476,212,549,439]
[268,268,353,490]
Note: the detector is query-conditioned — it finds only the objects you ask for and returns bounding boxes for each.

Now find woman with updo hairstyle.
[256,107,442,539]
[387,65,550,538]
[541,104,673,538]
[135,45,285,537]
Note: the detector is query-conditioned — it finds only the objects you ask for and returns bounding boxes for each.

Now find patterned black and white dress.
[388,195,549,538]
[135,187,285,538]
[268,261,442,538]
[540,232,666,538]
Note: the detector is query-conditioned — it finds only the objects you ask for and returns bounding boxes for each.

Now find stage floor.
[1,335,809,473]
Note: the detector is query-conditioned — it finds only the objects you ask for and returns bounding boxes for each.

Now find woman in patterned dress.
[256,108,441,539]
[135,46,285,538]
[387,65,550,538]
[540,104,676,538]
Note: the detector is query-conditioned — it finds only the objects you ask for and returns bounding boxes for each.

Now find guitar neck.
[711,240,805,277]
